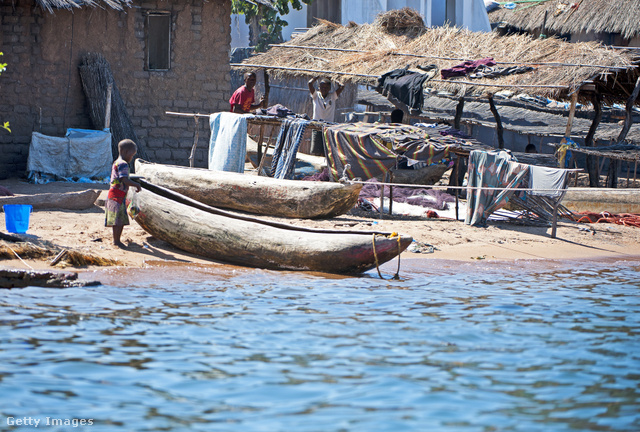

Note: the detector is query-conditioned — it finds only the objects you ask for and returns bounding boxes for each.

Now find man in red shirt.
[229,72,265,113]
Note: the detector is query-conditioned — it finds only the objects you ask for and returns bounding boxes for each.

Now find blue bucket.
[3,204,32,234]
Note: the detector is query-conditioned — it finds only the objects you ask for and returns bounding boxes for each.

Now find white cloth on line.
[208,112,247,173]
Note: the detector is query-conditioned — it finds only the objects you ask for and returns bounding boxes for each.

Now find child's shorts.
[105,198,130,227]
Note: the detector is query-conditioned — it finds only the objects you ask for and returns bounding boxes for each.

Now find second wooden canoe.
[135,159,362,219]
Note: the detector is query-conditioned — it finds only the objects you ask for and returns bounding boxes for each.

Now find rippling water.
[0,258,639,432]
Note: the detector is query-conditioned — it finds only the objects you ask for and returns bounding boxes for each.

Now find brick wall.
[0,0,232,179]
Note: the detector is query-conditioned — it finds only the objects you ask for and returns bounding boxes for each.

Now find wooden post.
[454,157,460,221]
[263,69,270,108]
[388,171,394,215]
[607,158,618,188]
[188,116,200,167]
[487,95,504,149]
[104,83,113,129]
[379,173,386,218]
[256,124,265,167]
[584,92,602,187]
[564,91,579,138]
[551,200,559,239]
[616,77,640,144]
[454,97,464,130]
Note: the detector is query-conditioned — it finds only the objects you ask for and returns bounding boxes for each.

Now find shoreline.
[2,177,640,279]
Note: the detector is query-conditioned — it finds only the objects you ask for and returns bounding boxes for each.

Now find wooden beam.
[454,97,464,130]
[584,91,602,187]
[488,95,504,149]
[616,76,640,144]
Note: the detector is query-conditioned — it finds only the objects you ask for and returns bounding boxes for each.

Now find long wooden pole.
[188,116,199,168]
[267,44,634,70]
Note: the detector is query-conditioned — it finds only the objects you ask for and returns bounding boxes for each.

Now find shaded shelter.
[233,8,640,187]
[488,0,640,45]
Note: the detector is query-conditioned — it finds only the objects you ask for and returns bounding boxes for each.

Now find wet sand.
[1,177,640,279]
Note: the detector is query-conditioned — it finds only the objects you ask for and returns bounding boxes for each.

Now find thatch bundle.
[235,9,639,104]
[374,7,425,36]
[489,0,640,40]
[79,53,149,162]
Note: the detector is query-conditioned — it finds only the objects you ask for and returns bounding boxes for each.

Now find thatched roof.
[488,0,640,40]
[234,9,640,105]
[36,0,131,12]
[36,0,273,13]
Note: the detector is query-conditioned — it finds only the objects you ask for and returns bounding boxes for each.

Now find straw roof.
[36,0,131,12]
[488,0,640,40]
[234,8,640,104]
[35,0,272,13]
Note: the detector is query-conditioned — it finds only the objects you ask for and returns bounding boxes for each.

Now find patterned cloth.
[105,158,131,227]
[270,118,310,179]
[465,150,529,226]
[441,57,496,79]
[208,112,247,173]
[324,122,454,181]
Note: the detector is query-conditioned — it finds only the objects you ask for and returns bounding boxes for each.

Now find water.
[0,258,639,432]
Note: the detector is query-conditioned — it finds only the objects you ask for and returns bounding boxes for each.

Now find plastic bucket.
[3,204,32,234]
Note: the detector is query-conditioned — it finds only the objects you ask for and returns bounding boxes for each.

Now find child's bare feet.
[113,241,127,249]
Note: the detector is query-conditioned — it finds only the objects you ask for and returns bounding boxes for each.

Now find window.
[146,12,171,71]
[445,0,456,26]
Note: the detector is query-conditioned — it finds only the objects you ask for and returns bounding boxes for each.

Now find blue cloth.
[270,118,310,179]
[208,112,247,173]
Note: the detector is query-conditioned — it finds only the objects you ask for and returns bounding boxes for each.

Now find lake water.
[0,258,639,432]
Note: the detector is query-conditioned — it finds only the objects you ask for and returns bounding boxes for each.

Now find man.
[308,76,344,122]
[230,72,265,114]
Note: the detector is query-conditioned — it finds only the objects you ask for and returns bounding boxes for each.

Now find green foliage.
[0,52,9,133]
[232,0,315,52]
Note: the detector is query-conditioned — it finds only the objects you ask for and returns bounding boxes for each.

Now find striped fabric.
[270,118,310,179]
[323,123,454,181]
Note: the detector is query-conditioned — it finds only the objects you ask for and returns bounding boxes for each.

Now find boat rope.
[371,234,402,280]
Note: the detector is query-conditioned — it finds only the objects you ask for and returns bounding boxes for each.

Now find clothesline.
[346,175,582,192]
[267,44,635,71]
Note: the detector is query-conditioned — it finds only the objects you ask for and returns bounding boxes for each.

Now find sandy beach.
[1,176,640,278]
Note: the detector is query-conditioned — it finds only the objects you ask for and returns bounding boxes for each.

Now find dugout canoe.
[128,181,412,274]
[135,159,361,219]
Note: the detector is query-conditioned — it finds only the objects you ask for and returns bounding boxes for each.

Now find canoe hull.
[135,160,362,219]
[129,185,412,274]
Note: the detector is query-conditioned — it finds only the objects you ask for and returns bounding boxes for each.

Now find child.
[105,139,141,248]
[308,76,344,122]
[229,71,265,114]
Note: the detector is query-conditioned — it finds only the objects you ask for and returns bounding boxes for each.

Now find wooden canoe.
[128,181,412,274]
[135,159,361,219]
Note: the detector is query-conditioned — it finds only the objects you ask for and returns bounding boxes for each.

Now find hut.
[487,0,640,47]
[233,8,640,187]
[0,0,267,180]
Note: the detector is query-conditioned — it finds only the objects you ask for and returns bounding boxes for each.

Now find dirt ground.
[1,176,640,277]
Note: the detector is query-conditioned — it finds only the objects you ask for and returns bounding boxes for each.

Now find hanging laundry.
[377,65,437,111]
[270,118,310,179]
[208,112,247,173]
[469,64,534,79]
[441,57,496,79]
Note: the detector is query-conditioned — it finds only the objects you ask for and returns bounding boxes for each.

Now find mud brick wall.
[0,0,232,179]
